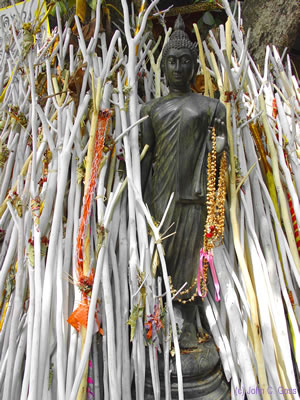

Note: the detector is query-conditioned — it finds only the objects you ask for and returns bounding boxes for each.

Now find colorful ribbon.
[197,248,221,302]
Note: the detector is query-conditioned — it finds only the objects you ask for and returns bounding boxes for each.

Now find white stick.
[56,223,66,400]
[28,209,42,400]
[2,213,25,400]
[20,266,34,400]
[214,245,259,398]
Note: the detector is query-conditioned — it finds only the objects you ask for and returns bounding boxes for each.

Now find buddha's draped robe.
[142,92,224,293]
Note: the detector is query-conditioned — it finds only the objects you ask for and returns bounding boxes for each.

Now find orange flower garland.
[198,126,227,301]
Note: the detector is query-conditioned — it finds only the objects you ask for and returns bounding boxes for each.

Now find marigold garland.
[198,125,227,300]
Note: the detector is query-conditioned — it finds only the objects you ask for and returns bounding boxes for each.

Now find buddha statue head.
[162,15,198,92]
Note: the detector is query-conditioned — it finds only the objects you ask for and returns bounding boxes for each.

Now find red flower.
[145,304,163,341]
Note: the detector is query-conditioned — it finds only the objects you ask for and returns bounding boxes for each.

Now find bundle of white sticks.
[0,0,299,399]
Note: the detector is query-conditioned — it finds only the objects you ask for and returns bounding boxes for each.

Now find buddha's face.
[164,48,195,93]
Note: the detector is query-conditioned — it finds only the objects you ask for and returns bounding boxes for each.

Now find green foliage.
[202,11,215,26]
[88,0,98,11]
[48,362,54,390]
[128,271,147,341]
[128,302,144,342]
[49,1,67,17]
[28,243,35,266]
[5,270,15,301]
[193,8,223,39]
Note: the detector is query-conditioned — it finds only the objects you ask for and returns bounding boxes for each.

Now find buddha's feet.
[144,333,230,399]
[179,321,199,349]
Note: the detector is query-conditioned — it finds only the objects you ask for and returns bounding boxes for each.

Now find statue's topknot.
[162,15,198,67]
[174,14,185,31]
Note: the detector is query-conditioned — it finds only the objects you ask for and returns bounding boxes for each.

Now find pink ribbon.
[197,248,221,302]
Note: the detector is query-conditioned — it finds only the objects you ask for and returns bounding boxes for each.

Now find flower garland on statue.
[198,126,227,301]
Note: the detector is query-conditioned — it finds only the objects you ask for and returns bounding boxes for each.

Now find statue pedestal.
[145,335,230,399]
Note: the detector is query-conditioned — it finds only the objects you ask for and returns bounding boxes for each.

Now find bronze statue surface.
[141,18,226,297]
[141,15,230,399]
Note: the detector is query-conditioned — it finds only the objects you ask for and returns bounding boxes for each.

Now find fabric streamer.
[68,109,111,333]
[197,248,221,302]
